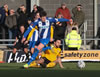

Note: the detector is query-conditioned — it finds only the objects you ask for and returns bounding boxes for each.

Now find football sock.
[27,48,39,65]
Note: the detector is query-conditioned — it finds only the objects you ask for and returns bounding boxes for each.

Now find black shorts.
[68,47,78,50]
[40,57,51,68]
[13,42,28,49]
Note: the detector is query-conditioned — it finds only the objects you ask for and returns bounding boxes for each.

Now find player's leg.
[29,58,44,68]
[27,43,44,65]
[30,41,36,55]
[40,57,51,68]
[24,39,49,68]
[46,62,56,68]
[28,39,50,64]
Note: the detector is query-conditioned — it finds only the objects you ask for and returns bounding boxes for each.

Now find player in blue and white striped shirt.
[23,11,70,68]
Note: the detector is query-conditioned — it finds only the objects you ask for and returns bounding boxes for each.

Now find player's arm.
[22,22,38,43]
[55,49,64,68]
[56,56,64,68]
[23,25,36,38]
[48,17,70,23]
[27,28,36,41]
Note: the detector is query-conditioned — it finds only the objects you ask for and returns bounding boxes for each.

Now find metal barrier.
[0,38,100,50]
[0,39,15,46]
[79,20,87,48]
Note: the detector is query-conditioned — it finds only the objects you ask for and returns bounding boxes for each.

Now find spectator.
[30,4,44,21]
[16,5,28,30]
[5,9,17,43]
[65,19,78,36]
[55,3,71,21]
[27,17,32,26]
[54,13,67,40]
[65,27,82,50]
[34,12,40,21]
[72,4,85,28]
[12,25,29,62]
[0,4,9,40]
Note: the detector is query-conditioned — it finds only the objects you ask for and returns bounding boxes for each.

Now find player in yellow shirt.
[27,39,64,68]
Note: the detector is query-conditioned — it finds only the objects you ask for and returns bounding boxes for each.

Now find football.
[77,61,85,69]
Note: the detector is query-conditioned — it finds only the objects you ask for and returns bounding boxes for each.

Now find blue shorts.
[36,38,50,46]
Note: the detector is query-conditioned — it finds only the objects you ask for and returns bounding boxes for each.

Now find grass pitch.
[0,62,100,77]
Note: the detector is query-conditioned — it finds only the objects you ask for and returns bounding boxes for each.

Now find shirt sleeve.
[23,22,38,38]
[48,17,69,23]
[27,28,36,41]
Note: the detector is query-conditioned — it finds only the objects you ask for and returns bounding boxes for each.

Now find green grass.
[0,62,100,77]
[0,62,100,70]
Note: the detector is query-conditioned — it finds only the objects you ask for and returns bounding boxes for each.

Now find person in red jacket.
[55,3,71,20]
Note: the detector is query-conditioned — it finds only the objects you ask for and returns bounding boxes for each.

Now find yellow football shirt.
[43,47,61,62]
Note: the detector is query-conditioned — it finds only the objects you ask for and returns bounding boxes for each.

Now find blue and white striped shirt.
[24,17,69,39]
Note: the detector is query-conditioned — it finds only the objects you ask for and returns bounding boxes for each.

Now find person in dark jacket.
[30,4,44,21]
[54,13,67,40]
[0,4,9,40]
[16,5,28,30]
[72,4,85,28]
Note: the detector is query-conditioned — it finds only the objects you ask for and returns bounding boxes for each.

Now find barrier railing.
[0,38,100,50]
[79,20,87,49]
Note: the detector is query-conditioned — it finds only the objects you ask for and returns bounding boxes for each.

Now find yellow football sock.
[46,62,56,68]
[29,61,38,67]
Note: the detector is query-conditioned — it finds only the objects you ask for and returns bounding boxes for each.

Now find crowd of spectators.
[0,3,85,50]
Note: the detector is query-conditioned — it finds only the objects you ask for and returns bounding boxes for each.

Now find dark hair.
[54,39,61,42]
[35,11,40,15]
[77,4,82,7]
[72,27,77,30]
[27,17,32,21]
[40,11,47,17]
[21,4,25,7]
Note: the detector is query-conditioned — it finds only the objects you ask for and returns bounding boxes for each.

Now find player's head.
[35,12,40,19]
[40,11,47,22]
[54,39,61,48]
